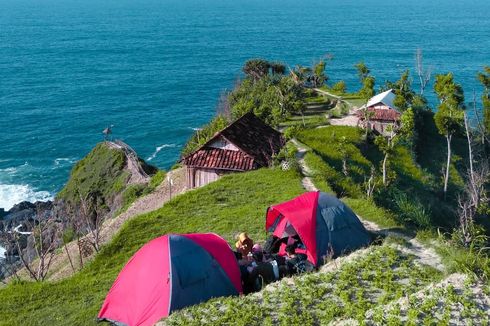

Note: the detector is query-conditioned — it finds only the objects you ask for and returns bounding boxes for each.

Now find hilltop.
[0,59,489,325]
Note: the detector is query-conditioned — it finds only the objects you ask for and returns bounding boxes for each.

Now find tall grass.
[0,168,304,325]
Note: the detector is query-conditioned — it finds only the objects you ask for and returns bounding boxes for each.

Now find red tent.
[98,233,242,326]
[266,192,370,266]
[266,191,319,264]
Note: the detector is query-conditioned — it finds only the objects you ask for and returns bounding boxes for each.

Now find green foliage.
[148,170,166,190]
[242,58,271,81]
[166,244,441,325]
[343,197,399,228]
[311,59,327,87]
[434,73,465,108]
[382,70,417,111]
[298,126,370,198]
[355,61,370,82]
[181,115,228,157]
[121,184,148,211]
[300,123,465,228]
[393,192,432,228]
[0,168,304,325]
[436,231,490,279]
[303,152,335,194]
[359,76,375,99]
[229,76,304,126]
[477,66,490,137]
[57,143,129,212]
[434,102,464,137]
[331,80,347,94]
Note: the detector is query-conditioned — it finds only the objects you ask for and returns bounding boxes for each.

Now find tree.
[415,48,432,95]
[381,70,417,111]
[243,59,270,82]
[434,73,465,197]
[15,215,60,282]
[270,62,286,75]
[335,136,350,176]
[355,61,370,83]
[311,60,327,88]
[477,66,490,142]
[332,80,346,94]
[227,73,304,127]
[374,108,415,185]
[359,76,375,99]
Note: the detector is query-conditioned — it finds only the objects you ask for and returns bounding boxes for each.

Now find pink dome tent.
[98,233,242,326]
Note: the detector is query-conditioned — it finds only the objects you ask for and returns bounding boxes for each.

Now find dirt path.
[44,168,187,281]
[291,139,317,192]
[290,138,444,271]
[329,111,359,127]
[313,88,341,100]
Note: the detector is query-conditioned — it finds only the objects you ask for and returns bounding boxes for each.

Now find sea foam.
[0,184,53,211]
[147,144,176,161]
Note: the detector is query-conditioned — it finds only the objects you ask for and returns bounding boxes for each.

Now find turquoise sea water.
[1,0,489,209]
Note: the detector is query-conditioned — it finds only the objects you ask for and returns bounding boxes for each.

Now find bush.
[393,192,432,228]
[283,125,305,140]
[332,80,347,94]
[148,170,166,190]
[121,184,147,210]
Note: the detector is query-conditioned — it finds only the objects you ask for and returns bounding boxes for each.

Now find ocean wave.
[147,144,176,161]
[0,184,53,211]
[188,127,202,131]
[53,157,77,167]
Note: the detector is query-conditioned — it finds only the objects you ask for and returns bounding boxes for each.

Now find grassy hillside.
[297,121,466,229]
[0,168,304,325]
[166,243,443,325]
[0,117,482,326]
[57,142,129,205]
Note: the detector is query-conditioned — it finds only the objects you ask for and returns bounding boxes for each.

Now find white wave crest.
[0,184,53,211]
[54,157,76,166]
[188,127,202,131]
[147,144,176,161]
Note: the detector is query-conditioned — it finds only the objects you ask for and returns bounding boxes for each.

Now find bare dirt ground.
[329,111,360,127]
[24,167,187,281]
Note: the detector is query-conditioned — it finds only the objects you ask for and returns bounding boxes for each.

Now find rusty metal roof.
[183,148,255,171]
[183,112,284,170]
[357,107,401,121]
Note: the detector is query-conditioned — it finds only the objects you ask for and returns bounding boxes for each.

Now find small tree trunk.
[444,134,452,197]
[76,236,84,268]
[382,153,388,185]
[464,113,474,185]
[64,243,76,273]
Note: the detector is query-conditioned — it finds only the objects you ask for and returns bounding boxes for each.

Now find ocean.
[1,0,489,210]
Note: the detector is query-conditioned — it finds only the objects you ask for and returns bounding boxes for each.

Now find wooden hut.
[356,89,401,135]
[182,112,284,189]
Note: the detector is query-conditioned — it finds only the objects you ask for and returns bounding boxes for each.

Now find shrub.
[148,170,166,190]
[121,184,147,210]
[393,192,432,228]
[332,80,347,94]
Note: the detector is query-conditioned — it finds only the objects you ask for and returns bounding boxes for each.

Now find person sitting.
[285,244,309,275]
[235,232,254,258]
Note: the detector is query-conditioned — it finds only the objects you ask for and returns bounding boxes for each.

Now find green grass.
[166,243,442,325]
[57,143,128,206]
[297,123,467,229]
[298,126,371,198]
[117,170,167,214]
[0,168,304,325]
[366,276,490,325]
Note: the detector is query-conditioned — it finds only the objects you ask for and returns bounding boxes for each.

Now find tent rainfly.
[266,191,371,266]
